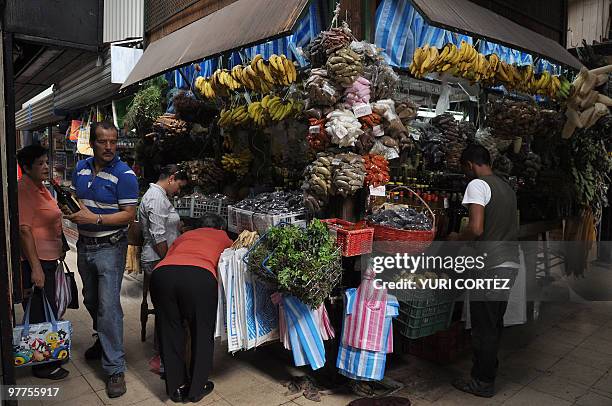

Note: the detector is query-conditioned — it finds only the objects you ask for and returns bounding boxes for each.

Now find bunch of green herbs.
[247,220,342,308]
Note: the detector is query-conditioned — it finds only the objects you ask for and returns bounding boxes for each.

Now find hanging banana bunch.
[195,54,298,99]
[409,41,571,100]
[262,95,303,122]
[218,105,250,128]
[221,150,252,178]
[195,76,216,99]
[248,101,270,127]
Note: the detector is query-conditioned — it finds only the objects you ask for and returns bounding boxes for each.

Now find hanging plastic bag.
[77,112,94,155]
[435,80,451,116]
[54,262,71,319]
[69,120,81,142]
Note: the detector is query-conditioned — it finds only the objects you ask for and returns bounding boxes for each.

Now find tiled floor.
[13,251,612,406]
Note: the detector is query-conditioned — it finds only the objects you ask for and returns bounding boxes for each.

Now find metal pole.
[48,125,54,183]
[0,28,18,401]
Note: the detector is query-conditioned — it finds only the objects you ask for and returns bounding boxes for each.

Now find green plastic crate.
[394,289,455,339]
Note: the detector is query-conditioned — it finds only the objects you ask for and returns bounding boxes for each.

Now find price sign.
[309,125,320,134]
[369,185,387,196]
[322,83,336,95]
[332,158,342,165]
[352,103,372,118]
[372,125,384,137]
[243,92,252,104]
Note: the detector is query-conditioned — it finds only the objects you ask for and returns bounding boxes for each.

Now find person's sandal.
[33,367,69,380]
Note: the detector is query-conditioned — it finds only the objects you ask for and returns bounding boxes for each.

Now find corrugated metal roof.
[15,94,64,130]
[54,50,120,111]
[104,0,144,43]
[122,0,310,89]
[412,0,583,70]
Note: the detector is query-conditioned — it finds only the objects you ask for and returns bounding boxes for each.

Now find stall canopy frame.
[121,0,310,89]
[410,0,583,70]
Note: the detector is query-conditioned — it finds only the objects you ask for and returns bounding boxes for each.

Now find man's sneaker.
[106,373,127,398]
[85,335,102,360]
[452,378,495,398]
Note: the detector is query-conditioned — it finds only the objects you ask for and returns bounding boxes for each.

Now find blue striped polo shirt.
[71,155,139,237]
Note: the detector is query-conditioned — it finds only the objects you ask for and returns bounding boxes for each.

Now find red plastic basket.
[322,219,374,257]
[368,186,436,254]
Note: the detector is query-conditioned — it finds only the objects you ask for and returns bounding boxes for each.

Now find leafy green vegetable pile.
[247,219,342,308]
[124,79,165,135]
[565,116,612,214]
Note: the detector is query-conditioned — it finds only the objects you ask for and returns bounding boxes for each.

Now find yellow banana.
[260,61,275,84]
[449,44,461,64]
[436,45,450,68]
[251,54,263,70]
[261,94,271,108]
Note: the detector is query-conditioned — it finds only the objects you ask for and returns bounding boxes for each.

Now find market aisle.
[13,249,612,405]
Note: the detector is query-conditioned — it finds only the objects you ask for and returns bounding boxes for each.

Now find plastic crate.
[174,195,231,218]
[227,206,307,234]
[173,196,193,217]
[192,196,231,217]
[394,289,455,339]
[401,322,471,364]
[321,219,374,257]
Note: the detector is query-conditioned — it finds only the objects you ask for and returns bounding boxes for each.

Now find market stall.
[116,0,612,399]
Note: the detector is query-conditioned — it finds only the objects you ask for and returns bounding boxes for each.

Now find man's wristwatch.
[96,214,103,225]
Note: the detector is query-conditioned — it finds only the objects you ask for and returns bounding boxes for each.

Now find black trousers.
[470,300,508,383]
[150,265,217,399]
[21,260,62,374]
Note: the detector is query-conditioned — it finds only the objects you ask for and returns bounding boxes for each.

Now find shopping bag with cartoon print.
[13,291,72,367]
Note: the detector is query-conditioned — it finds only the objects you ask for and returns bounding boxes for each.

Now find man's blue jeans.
[77,237,128,376]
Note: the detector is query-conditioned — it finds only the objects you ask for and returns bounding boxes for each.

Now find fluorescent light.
[22,85,54,109]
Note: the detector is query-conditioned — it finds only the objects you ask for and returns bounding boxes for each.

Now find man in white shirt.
[449,144,519,398]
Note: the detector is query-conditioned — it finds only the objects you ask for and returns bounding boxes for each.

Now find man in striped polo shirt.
[66,121,138,399]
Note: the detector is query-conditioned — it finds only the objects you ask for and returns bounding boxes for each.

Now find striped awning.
[375,0,472,69]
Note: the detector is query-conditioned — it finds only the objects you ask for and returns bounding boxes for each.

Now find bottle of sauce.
[51,179,80,213]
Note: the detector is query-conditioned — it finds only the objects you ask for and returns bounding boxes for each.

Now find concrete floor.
[13,250,612,406]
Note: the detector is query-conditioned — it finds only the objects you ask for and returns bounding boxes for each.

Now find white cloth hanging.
[216,248,279,352]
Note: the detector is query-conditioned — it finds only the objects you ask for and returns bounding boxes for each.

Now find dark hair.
[90,121,119,144]
[460,144,491,166]
[194,213,227,231]
[158,164,189,181]
[17,145,48,170]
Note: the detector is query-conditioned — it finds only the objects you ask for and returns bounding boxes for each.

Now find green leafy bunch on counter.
[248,219,342,308]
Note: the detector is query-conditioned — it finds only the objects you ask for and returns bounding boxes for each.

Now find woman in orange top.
[17,145,69,380]
[150,213,232,403]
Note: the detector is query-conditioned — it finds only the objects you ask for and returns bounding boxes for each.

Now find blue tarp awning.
[166,0,320,89]
[374,0,577,74]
